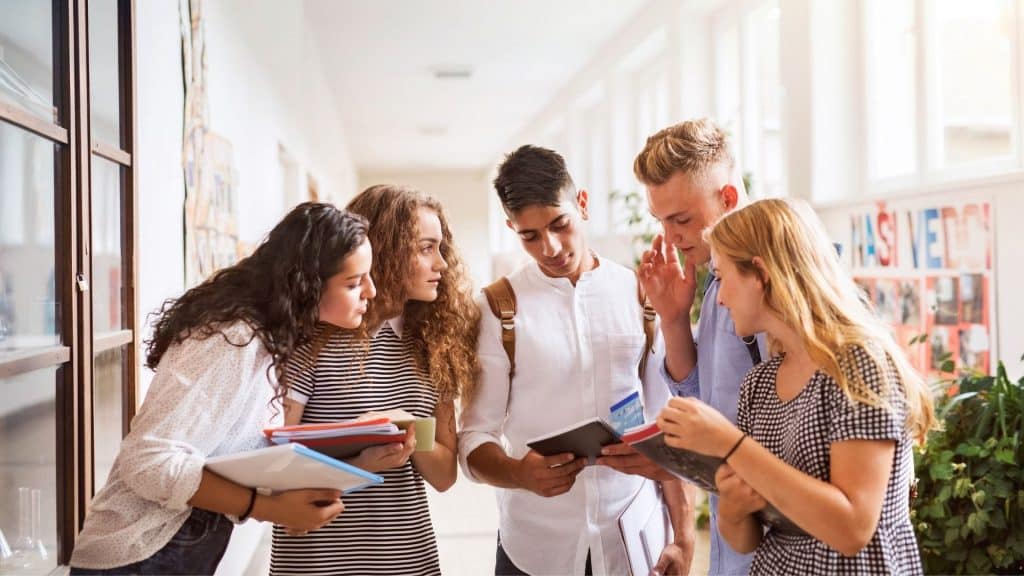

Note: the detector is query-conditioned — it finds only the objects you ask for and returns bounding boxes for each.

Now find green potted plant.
[911,356,1024,574]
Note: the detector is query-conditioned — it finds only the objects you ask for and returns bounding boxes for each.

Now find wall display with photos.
[181,0,239,287]
[849,200,994,378]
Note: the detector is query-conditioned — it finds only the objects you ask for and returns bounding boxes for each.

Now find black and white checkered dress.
[736,345,923,575]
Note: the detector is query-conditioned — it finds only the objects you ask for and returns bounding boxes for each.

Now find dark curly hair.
[145,202,369,401]
[346,185,480,405]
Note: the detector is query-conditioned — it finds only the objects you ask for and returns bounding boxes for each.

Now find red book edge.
[621,422,661,444]
[263,416,391,438]
[280,432,407,447]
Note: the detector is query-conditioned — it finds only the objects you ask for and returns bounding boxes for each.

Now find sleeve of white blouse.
[118,326,267,511]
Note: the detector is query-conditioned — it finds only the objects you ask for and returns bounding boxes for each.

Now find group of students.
[68,117,935,576]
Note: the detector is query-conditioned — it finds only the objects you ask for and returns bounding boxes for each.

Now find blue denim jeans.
[70,508,233,575]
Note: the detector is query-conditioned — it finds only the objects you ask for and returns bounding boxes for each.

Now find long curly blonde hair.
[707,198,937,444]
[346,185,480,404]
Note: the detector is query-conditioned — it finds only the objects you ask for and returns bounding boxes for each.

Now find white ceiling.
[304,0,647,172]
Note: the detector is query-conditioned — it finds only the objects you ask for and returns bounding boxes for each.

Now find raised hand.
[638,234,698,325]
[513,450,586,498]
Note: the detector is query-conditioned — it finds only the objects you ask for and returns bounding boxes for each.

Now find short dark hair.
[493,145,575,213]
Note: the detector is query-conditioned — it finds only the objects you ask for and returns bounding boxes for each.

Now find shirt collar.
[370,315,404,338]
[527,251,604,289]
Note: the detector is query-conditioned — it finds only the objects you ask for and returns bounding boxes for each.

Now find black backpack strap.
[742,335,762,366]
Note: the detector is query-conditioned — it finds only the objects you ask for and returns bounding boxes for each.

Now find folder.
[618,480,672,576]
[205,443,383,494]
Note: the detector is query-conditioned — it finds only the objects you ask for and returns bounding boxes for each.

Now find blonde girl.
[657,198,935,575]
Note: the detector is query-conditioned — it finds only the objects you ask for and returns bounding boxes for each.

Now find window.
[713,0,786,199]
[865,0,1022,186]
[0,0,137,568]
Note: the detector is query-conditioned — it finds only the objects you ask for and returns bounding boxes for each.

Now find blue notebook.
[206,443,383,495]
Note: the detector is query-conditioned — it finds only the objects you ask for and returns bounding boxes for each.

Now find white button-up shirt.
[71,322,280,570]
[458,256,673,575]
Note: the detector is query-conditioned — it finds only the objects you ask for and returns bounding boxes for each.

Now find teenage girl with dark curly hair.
[70,203,376,575]
[271,185,479,575]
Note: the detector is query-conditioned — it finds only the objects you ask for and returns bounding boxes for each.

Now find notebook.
[525,417,620,464]
[205,443,383,494]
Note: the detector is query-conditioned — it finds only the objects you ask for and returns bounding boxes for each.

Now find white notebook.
[205,443,383,494]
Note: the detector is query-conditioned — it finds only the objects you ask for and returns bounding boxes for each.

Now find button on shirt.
[71,322,280,570]
[458,256,674,576]
[666,274,766,575]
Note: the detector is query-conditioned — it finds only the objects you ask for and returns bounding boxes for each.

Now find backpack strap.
[482,277,517,378]
[637,277,657,380]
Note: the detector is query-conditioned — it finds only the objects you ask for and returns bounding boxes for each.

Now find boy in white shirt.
[458,145,695,575]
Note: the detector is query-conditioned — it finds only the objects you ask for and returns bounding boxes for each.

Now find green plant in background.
[910,356,1024,575]
[609,189,708,325]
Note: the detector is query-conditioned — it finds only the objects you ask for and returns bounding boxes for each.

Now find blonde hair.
[634,117,735,186]
[706,198,936,443]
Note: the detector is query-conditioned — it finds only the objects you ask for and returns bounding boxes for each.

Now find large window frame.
[862,0,1024,194]
[0,0,137,566]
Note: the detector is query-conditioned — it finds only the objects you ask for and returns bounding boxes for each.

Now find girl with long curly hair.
[271,185,479,575]
[70,203,375,575]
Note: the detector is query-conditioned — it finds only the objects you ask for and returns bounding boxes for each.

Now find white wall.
[135,0,359,572]
[357,170,493,288]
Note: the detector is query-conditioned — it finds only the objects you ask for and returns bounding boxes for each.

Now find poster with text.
[849,200,994,378]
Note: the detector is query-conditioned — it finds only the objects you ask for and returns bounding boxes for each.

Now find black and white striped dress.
[270,319,441,576]
[738,345,923,576]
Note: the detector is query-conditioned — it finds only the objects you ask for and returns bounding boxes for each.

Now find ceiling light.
[432,67,473,80]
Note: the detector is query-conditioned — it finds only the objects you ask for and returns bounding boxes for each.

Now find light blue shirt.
[661,274,766,575]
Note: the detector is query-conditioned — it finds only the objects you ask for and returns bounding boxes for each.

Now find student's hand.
[715,464,766,522]
[254,489,345,533]
[651,537,695,576]
[638,234,698,325]
[513,450,585,498]
[348,426,417,473]
[657,397,741,457]
[596,442,676,482]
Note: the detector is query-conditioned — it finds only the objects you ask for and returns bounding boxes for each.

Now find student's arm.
[117,328,344,532]
[658,397,897,556]
[458,295,584,496]
[283,396,305,425]
[638,234,698,382]
[713,464,766,554]
[188,469,344,532]
[652,479,697,575]
[411,399,458,492]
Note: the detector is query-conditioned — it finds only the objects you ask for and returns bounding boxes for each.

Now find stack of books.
[264,409,434,460]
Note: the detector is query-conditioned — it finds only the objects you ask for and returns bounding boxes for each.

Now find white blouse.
[70,321,281,570]
[458,256,673,575]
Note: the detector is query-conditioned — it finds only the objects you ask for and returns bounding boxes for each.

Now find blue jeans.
[71,508,233,575]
